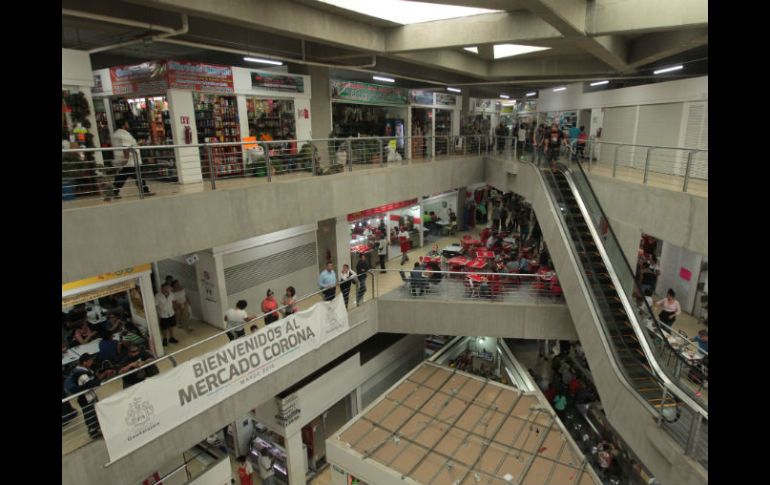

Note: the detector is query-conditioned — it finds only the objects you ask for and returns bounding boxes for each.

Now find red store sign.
[348,199,418,222]
[109,60,234,95]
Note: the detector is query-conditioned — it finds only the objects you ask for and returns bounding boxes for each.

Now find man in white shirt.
[259,452,276,485]
[111,120,154,199]
[224,300,254,341]
[172,280,193,332]
[155,283,178,347]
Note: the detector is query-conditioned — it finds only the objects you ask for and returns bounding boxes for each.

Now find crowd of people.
[492,121,590,170]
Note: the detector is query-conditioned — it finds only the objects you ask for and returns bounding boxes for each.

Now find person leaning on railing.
[224,300,256,341]
[318,261,337,302]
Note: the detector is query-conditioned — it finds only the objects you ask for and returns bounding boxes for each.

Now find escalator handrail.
[553,163,707,420]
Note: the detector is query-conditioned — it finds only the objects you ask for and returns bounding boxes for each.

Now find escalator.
[518,160,708,484]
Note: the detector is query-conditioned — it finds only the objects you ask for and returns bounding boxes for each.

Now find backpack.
[64,368,89,396]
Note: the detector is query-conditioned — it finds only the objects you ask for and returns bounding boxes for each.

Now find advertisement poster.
[435,93,457,106]
[331,80,408,105]
[410,89,434,105]
[96,295,350,462]
[347,198,418,221]
[518,100,538,113]
[251,72,305,93]
[166,61,234,93]
[109,61,168,95]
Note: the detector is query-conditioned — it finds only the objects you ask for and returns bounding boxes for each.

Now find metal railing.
[376,268,566,304]
[61,135,498,204]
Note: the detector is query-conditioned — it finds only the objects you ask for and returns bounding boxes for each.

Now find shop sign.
[332,80,408,105]
[167,60,234,93]
[62,263,152,293]
[435,93,457,106]
[517,100,537,114]
[110,61,168,95]
[96,295,350,462]
[347,198,418,222]
[501,105,515,114]
[275,394,301,427]
[93,73,103,94]
[410,89,434,105]
[679,267,692,281]
[251,71,305,93]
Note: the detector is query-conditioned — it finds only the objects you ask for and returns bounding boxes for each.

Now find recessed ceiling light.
[316,1,502,25]
[464,46,479,54]
[654,65,683,75]
[526,92,537,97]
[447,87,461,93]
[553,87,566,92]
[493,44,550,59]
[373,76,395,83]
[590,80,609,86]
[243,57,283,66]
[499,94,510,99]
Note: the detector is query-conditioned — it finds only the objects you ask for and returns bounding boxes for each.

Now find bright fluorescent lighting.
[654,65,683,75]
[464,46,479,54]
[526,92,536,97]
[553,87,566,92]
[499,94,510,99]
[493,44,550,59]
[317,1,501,25]
[243,57,283,66]
[590,80,609,86]
[373,76,395,83]
[447,87,461,93]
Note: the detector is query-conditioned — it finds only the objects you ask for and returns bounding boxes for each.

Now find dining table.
[475,249,495,259]
[421,255,442,265]
[442,244,463,258]
[466,258,488,270]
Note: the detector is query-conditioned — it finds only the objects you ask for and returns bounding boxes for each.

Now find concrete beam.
[128,0,385,51]
[385,11,561,52]
[378,298,577,340]
[488,55,612,78]
[408,0,528,9]
[519,0,588,35]
[390,50,490,78]
[587,0,708,35]
[628,28,708,68]
[582,35,629,71]
[63,157,485,282]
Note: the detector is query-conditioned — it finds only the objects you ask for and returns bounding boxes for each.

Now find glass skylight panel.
[316,0,501,25]
[493,44,550,59]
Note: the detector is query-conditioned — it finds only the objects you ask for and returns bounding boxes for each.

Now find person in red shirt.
[568,376,583,397]
[261,289,279,325]
[576,126,588,160]
[236,455,254,485]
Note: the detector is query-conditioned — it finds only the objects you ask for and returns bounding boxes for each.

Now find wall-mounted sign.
[275,394,301,427]
[679,267,692,282]
[93,74,103,93]
[347,198,418,221]
[435,93,457,106]
[517,100,537,114]
[332,80,408,105]
[410,89,434,105]
[110,61,168,95]
[62,263,152,293]
[251,72,305,93]
[180,116,190,125]
[167,60,234,93]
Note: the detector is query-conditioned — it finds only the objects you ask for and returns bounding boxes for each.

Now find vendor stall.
[347,199,421,262]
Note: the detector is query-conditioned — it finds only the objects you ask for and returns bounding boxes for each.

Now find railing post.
[380,139,384,167]
[463,136,467,156]
[683,151,694,193]
[133,148,145,199]
[312,145,319,175]
[643,147,654,184]
[685,414,702,456]
[477,135,481,156]
[347,141,353,172]
[612,145,620,177]
[588,141,593,172]
[206,145,216,190]
[513,136,518,160]
[263,143,272,182]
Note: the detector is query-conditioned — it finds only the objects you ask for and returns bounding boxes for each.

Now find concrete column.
[137,271,165,357]
[303,66,332,166]
[193,250,227,327]
[456,186,467,230]
[236,94,250,139]
[316,218,338,271]
[335,216,352,271]
[166,88,202,184]
[285,430,306,485]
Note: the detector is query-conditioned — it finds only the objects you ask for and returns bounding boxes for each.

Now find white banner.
[96,295,349,462]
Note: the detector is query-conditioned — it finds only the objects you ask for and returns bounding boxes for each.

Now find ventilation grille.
[684,102,708,180]
[158,259,197,292]
[224,242,316,295]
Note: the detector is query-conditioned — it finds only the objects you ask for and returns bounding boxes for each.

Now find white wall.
[167,88,203,183]
[194,250,228,327]
[657,241,703,314]
[422,191,457,223]
[62,48,94,87]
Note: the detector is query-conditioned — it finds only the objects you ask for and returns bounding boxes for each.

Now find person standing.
[224,300,254,341]
[569,124,581,161]
[398,226,411,265]
[261,289,280,325]
[339,264,357,308]
[491,202,502,232]
[318,262,337,301]
[517,123,527,157]
[155,283,178,347]
[533,124,545,166]
[111,120,154,198]
[355,253,370,305]
[281,286,298,317]
[576,126,588,161]
[656,289,682,327]
[377,233,388,273]
[69,353,114,438]
[545,123,566,172]
[237,455,254,485]
[258,452,276,485]
[172,280,193,332]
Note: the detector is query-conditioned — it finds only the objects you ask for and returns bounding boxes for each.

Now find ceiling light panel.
[317,0,501,25]
[464,47,479,54]
[493,44,550,59]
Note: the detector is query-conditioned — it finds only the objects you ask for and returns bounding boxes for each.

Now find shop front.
[421,189,459,242]
[347,198,421,263]
[434,92,457,155]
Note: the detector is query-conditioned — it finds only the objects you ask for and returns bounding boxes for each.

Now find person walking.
[110,120,154,198]
[224,300,254,341]
[377,233,388,273]
[339,264,357,308]
[172,280,193,332]
[261,289,280,325]
[656,289,682,327]
[318,262,337,301]
[532,124,545,166]
[545,123,566,172]
[155,283,178,347]
[398,226,411,265]
[517,123,527,158]
[355,253,370,305]
[237,455,254,485]
[491,202,502,232]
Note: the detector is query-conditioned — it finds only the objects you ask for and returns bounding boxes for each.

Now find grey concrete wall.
[62,303,377,485]
[377,298,577,340]
[485,158,708,257]
[512,161,706,485]
[63,157,485,282]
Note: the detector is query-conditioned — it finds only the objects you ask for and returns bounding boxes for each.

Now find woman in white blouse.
[656,288,682,327]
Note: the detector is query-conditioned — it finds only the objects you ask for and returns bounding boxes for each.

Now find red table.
[447,256,469,266]
[352,244,372,254]
[466,258,487,270]
[421,255,442,265]
[476,249,495,259]
[467,273,486,282]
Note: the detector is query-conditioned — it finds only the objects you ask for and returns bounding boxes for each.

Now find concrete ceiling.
[62,0,707,97]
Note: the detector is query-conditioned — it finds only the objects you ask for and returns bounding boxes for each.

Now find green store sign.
[331,80,408,105]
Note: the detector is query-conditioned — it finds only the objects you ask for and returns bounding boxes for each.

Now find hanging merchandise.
[194,92,242,177]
